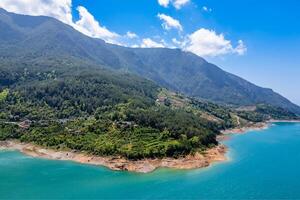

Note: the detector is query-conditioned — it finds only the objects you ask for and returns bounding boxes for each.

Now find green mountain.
[0,8,299,159]
[1,64,297,159]
[0,8,299,114]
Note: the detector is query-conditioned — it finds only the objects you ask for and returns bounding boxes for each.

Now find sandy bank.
[267,119,300,123]
[220,122,269,135]
[2,120,296,173]
[217,120,300,140]
[0,140,227,173]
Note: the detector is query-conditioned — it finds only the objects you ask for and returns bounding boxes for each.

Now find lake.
[1,122,300,199]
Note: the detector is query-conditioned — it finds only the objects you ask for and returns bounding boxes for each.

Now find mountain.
[0,8,299,114]
[0,8,299,160]
[1,58,298,159]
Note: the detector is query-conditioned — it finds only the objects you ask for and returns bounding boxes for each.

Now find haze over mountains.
[1,8,299,114]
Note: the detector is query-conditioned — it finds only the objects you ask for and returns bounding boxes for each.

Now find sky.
[0,0,299,105]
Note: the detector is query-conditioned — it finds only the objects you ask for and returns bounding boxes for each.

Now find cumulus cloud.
[157,13,183,31]
[184,29,232,57]
[157,0,190,9]
[181,28,247,57]
[141,38,165,48]
[173,0,190,9]
[74,6,119,43]
[0,0,73,24]
[234,40,247,55]
[0,0,119,44]
[0,0,246,56]
[172,38,182,46]
[158,0,170,7]
[126,31,138,39]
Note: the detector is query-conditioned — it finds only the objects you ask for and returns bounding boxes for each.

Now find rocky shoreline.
[0,140,227,173]
[267,119,300,123]
[220,122,269,135]
[1,120,294,173]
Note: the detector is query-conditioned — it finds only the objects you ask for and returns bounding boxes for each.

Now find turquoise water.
[1,122,300,199]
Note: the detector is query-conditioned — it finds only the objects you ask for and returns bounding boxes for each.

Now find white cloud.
[126,31,138,39]
[202,6,212,12]
[0,0,246,56]
[157,0,190,9]
[183,28,247,57]
[172,38,182,46]
[0,0,73,24]
[157,13,183,31]
[0,0,119,44]
[234,40,247,55]
[131,44,140,48]
[74,6,119,43]
[141,38,165,48]
[158,0,170,7]
[173,0,190,9]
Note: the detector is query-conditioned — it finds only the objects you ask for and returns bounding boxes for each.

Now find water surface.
[1,122,300,199]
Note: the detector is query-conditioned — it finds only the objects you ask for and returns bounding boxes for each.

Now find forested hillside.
[0,66,217,159]
[0,8,299,159]
[0,64,298,159]
[1,8,299,114]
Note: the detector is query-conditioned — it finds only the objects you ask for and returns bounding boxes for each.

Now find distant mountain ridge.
[1,8,299,114]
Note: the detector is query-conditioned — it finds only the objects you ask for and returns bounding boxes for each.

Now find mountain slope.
[0,8,299,114]
[0,8,299,160]
[1,63,298,159]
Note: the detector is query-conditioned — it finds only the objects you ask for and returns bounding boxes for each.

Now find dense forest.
[0,63,298,159]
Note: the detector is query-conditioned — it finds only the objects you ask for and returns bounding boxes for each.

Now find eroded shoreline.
[0,140,227,173]
[220,122,269,135]
[1,121,293,173]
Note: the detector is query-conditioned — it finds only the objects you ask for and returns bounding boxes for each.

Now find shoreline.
[1,120,298,173]
[220,122,269,135]
[267,119,300,123]
[0,140,227,173]
[217,119,300,140]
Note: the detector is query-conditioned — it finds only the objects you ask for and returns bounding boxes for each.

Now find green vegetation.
[0,66,219,159]
[255,104,298,120]
[1,8,300,115]
[0,89,9,102]
[0,66,298,159]
[0,9,299,160]
[0,53,298,160]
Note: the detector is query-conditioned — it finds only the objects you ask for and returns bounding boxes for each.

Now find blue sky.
[0,0,299,105]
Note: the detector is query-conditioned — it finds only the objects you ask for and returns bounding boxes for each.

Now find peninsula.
[0,8,300,173]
